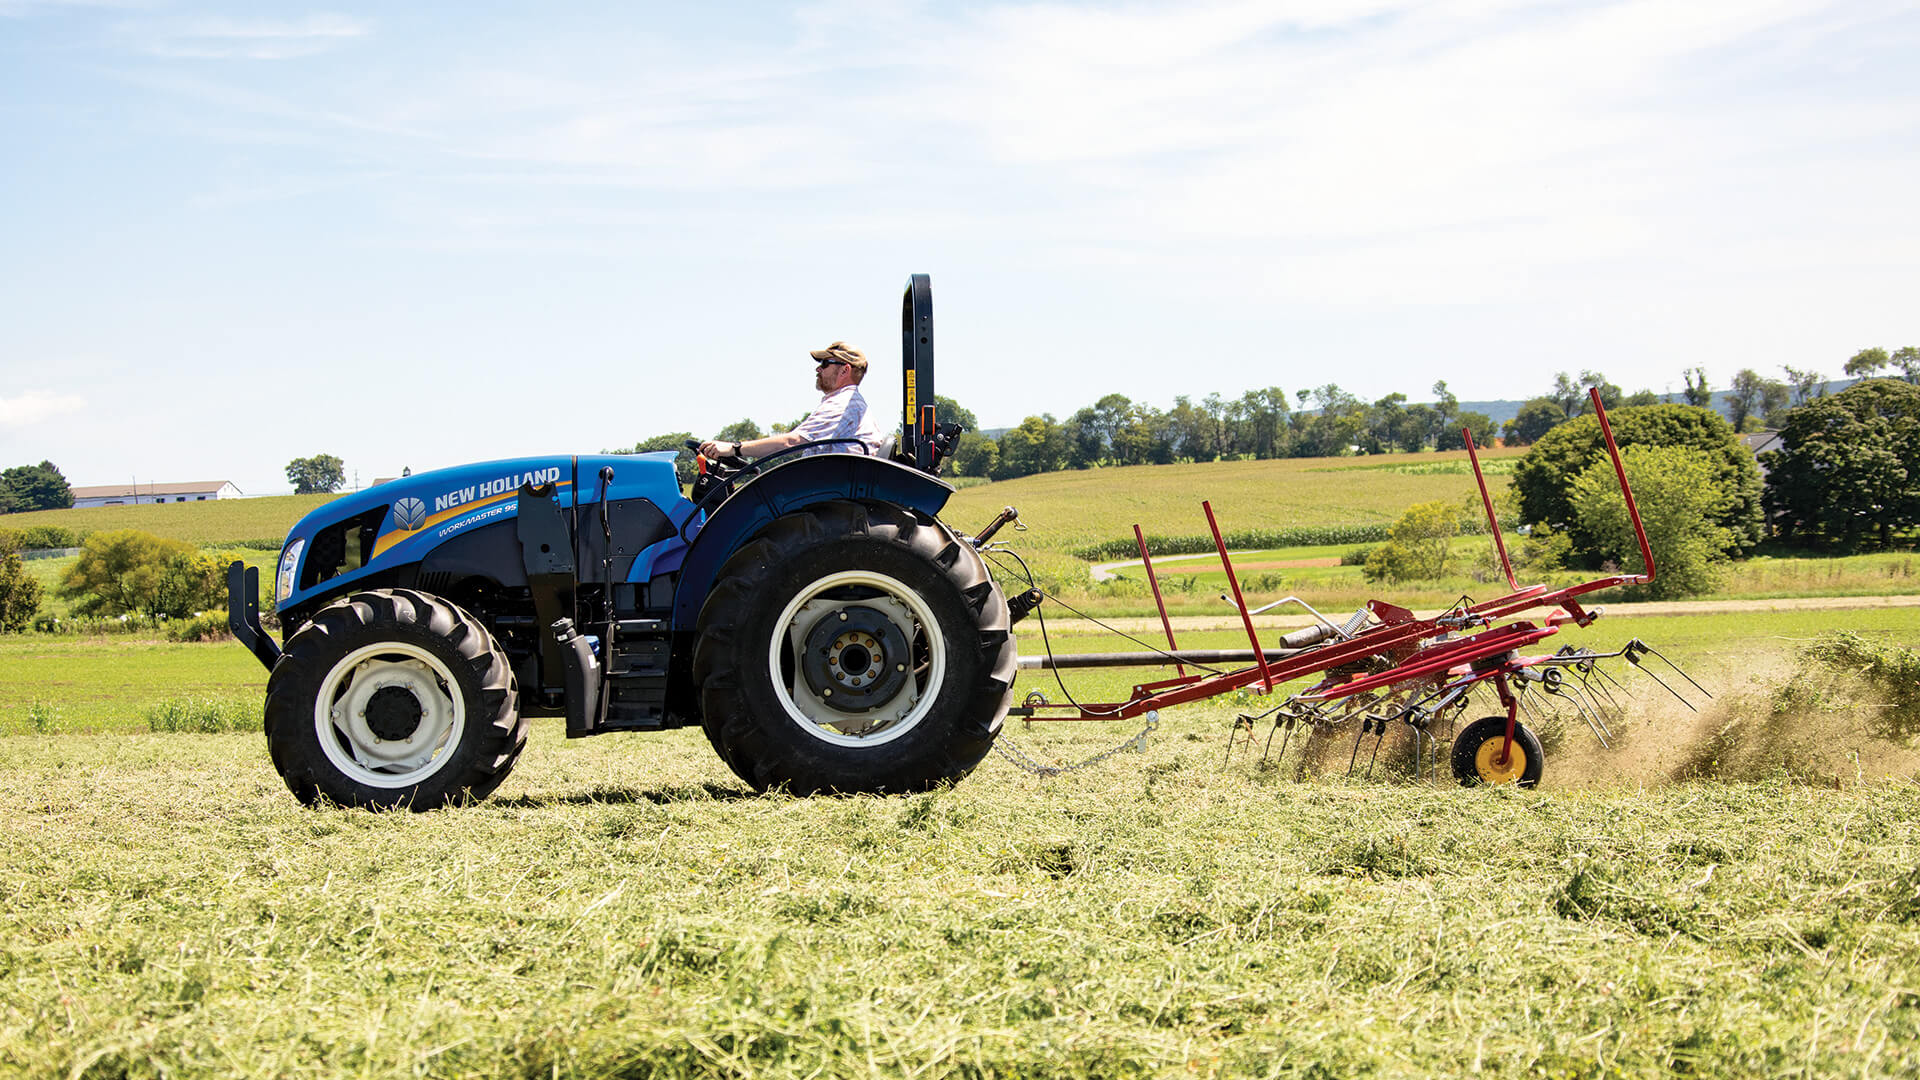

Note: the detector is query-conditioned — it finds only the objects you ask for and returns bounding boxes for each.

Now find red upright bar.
[1203,500,1274,693]
[1134,524,1185,677]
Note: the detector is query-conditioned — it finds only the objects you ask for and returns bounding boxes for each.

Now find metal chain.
[992,712,1160,777]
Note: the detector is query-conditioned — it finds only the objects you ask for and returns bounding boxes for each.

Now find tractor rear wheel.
[264,589,526,810]
[692,500,1017,794]
[1450,715,1544,788]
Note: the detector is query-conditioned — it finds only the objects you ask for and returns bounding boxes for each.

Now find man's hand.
[698,440,735,460]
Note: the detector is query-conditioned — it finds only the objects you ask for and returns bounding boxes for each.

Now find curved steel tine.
[1571,683,1614,743]
[1636,641,1714,700]
[1630,661,1697,712]
[1563,683,1613,748]
[1577,668,1623,711]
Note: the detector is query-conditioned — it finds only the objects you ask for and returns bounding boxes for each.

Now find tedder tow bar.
[981,388,1708,787]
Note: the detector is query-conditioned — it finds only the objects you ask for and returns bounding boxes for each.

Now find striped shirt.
[791,385,883,457]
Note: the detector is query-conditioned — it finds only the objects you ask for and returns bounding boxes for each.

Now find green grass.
[0,636,267,734]
[943,448,1529,561]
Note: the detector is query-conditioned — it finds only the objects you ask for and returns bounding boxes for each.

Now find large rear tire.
[692,501,1017,794]
[264,589,526,810]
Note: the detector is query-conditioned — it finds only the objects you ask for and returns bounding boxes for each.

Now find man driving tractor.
[699,342,884,461]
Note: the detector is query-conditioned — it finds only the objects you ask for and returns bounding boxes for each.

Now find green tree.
[1682,368,1712,408]
[714,419,764,443]
[285,454,345,495]
[1362,500,1461,583]
[0,532,44,633]
[0,461,74,514]
[1727,369,1789,431]
[1783,366,1826,406]
[932,395,977,433]
[57,530,198,617]
[948,430,999,478]
[1435,411,1496,452]
[1762,379,1920,551]
[611,432,696,485]
[1845,347,1889,378]
[1575,371,1623,413]
[1510,404,1762,562]
[1569,445,1733,599]
[1363,393,1408,454]
[1501,398,1565,447]
[992,415,1067,479]
[1895,346,1920,384]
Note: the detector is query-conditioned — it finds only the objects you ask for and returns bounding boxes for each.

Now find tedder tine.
[1629,639,1714,701]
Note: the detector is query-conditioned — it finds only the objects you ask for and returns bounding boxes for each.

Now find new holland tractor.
[228,276,1023,810]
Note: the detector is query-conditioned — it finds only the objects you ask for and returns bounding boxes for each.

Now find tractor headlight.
[276,539,304,603]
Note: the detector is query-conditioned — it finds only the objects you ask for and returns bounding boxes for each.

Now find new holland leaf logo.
[393,497,427,531]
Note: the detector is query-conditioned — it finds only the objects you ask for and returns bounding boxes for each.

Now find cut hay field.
[5,709,1919,1077]
[5,596,1920,1075]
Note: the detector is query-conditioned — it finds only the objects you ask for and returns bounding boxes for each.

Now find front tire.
[692,501,1017,794]
[264,589,526,810]
[1450,715,1544,787]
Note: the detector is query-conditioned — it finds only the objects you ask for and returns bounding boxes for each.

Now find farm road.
[1024,593,1920,637]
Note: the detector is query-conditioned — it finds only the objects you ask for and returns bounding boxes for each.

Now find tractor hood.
[274,453,681,611]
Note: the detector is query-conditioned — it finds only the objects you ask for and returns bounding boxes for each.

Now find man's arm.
[700,431,807,460]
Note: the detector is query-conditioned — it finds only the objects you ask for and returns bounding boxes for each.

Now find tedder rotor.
[984,388,1708,788]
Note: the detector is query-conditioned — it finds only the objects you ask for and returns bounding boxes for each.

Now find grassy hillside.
[943,449,1528,558]
[1,493,336,546]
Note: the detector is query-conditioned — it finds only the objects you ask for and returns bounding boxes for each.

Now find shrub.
[1340,545,1377,567]
[166,611,232,643]
[0,533,43,633]
[1568,445,1733,599]
[18,524,85,549]
[59,526,198,614]
[1362,500,1461,584]
[1510,404,1762,560]
[152,551,228,620]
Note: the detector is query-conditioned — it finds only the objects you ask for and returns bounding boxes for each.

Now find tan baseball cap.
[808,341,868,374]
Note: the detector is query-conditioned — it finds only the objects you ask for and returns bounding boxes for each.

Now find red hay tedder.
[987,388,1707,787]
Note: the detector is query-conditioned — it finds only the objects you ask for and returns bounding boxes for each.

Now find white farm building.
[70,481,243,508]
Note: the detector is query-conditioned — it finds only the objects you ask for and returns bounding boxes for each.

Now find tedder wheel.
[264,589,526,810]
[1450,715,1544,788]
[692,500,1018,794]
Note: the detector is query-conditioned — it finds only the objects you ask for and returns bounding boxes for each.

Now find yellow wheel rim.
[1473,735,1528,784]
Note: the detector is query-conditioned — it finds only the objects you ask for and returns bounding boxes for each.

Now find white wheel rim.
[313,641,466,789]
[769,569,948,748]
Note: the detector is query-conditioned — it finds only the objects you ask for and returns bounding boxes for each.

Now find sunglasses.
[815,359,848,368]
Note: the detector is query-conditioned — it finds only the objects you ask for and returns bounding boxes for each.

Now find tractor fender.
[669,453,954,632]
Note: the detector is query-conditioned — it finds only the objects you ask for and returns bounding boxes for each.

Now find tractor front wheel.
[692,501,1016,794]
[1450,715,1544,788]
[264,589,526,810]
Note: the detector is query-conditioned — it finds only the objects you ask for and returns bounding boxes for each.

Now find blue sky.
[2,0,1916,496]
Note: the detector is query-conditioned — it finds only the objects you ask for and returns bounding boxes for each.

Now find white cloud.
[126,13,370,59]
[0,390,86,428]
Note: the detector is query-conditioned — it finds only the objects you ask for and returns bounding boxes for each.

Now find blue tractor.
[228,276,1027,809]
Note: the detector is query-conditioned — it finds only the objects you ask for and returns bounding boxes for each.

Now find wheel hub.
[800,605,910,710]
[364,685,424,741]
